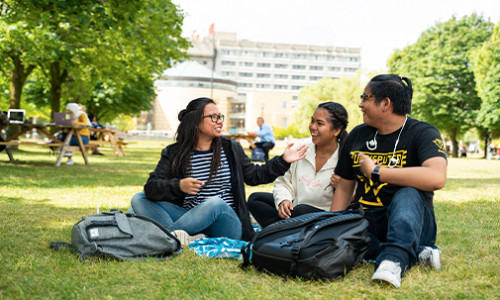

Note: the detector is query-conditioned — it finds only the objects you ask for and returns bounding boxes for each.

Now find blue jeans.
[69,135,89,146]
[364,187,437,274]
[130,191,242,240]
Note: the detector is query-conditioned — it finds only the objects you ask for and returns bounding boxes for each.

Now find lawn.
[0,141,499,299]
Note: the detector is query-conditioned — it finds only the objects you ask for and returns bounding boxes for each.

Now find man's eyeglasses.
[203,113,225,123]
[360,94,377,102]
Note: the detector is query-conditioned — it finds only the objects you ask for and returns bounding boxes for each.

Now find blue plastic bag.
[189,237,248,259]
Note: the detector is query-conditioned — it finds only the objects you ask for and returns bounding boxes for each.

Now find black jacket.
[144,137,291,241]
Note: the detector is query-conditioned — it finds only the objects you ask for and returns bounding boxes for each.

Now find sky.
[172,0,499,71]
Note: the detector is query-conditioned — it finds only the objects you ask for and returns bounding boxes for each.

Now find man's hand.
[180,178,204,195]
[359,152,381,179]
[278,200,293,219]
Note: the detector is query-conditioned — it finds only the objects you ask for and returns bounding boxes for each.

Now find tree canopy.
[294,74,367,135]
[470,21,500,149]
[387,14,493,157]
[0,0,189,122]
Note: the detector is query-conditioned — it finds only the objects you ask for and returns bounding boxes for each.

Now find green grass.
[1,141,499,299]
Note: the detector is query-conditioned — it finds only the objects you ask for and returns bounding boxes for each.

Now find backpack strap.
[49,241,73,251]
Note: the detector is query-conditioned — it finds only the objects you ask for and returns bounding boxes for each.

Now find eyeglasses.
[360,94,376,101]
[203,113,225,123]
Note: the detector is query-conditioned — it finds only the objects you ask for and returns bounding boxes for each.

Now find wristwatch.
[371,166,381,182]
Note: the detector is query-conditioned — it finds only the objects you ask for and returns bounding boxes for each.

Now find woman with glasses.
[129,97,307,244]
[247,102,349,227]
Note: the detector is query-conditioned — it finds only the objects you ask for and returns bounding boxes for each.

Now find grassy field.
[0,140,499,299]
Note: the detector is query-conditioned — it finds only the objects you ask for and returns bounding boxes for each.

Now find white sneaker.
[66,158,74,165]
[171,229,206,246]
[419,246,442,270]
[371,260,402,288]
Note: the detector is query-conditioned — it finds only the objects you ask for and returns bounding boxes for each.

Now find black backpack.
[241,205,371,280]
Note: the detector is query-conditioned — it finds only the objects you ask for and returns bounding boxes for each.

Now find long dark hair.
[171,97,222,184]
[367,74,413,115]
[317,102,349,153]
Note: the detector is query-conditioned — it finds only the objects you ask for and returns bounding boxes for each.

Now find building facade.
[146,32,361,136]
[188,32,361,132]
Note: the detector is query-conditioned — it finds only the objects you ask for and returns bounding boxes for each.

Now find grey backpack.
[51,210,182,261]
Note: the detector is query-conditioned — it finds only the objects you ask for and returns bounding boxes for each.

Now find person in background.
[64,103,91,165]
[248,102,348,227]
[87,112,104,155]
[248,117,275,162]
[330,74,447,288]
[128,97,307,245]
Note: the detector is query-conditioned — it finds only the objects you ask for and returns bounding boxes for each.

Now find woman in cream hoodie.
[248,102,348,227]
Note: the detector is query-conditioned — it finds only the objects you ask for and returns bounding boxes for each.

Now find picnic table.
[89,128,126,157]
[225,133,256,149]
[0,123,90,167]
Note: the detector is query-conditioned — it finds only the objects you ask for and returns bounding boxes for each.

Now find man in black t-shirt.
[331,74,447,288]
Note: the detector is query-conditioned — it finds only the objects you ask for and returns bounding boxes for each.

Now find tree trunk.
[49,61,68,121]
[449,128,458,158]
[483,135,491,159]
[7,54,35,140]
[8,55,35,109]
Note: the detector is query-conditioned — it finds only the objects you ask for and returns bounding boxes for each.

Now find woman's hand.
[282,143,308,163]
[180,177,204,195]
[278,200,293,219]
[330,174,341,188]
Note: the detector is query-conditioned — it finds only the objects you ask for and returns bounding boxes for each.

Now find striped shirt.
[183,149,234,210]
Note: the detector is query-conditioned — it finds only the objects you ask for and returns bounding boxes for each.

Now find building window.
[292,53,307,59]
[348,57,359,62]
[328,66,341,72]
[309,76,322,81]
[257,63,271,68]
[274,64,288,69]
[240,61,254,67]
[221,60,236,66]
[274,53,289,58]
[239,72,253,77]
[222,71,235,76]
[274,85,288,90]
[292,65,306,70]
[274,74,288,79]
[256,84,271,89]
[256,73,270,78]
[282,117,288,128]
[291,85,303,90]
[282,102,288,109]
[238,82,253,88]
[344,67,358,72]
[309,55,325,61]
[292,75,306,80]
[310,65,323,71]
[327,56,336,61]
[261,52,272,58]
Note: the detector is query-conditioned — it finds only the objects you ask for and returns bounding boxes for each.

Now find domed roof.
[161,60,228,81]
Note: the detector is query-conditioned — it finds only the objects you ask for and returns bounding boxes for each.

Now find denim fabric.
[363,187,437,274]
[69,135,89,146]
[130,191,242,240]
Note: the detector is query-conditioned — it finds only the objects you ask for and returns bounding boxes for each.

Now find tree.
[388,14,493,157]
[0,19,37,110]
[294,74,367,135]
[471,21,500,157]
[0,0,189,121]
